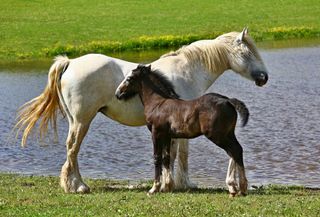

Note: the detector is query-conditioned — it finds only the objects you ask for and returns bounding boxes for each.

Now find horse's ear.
[243,27,249,35]
[147,64,151,70]
[237,27,249,42]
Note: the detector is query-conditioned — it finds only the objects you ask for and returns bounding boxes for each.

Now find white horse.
[16,28,268,194]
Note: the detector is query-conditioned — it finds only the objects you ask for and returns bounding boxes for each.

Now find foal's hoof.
[147,190,158,196]
[147,186,160,196]
[229,193,237,198]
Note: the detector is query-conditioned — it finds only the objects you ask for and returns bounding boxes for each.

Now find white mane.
[161,32,261,74]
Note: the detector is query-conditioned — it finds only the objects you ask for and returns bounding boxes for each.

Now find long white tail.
[15,56,70,146]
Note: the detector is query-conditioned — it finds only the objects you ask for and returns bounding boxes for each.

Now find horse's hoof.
[160,183,174,193]
[77,184,90,194]
[174,179,197,190]
[238,192,247,197]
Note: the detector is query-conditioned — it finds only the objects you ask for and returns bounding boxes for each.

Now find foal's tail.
[15,56,70,147]
[229,98,249,127]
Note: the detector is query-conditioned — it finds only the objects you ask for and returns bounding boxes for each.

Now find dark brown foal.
[115,65,249,196]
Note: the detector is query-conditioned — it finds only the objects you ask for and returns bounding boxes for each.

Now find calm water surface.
[1,45,320,188]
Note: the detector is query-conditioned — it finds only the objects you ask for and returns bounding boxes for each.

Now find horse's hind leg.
[60,120,91,193]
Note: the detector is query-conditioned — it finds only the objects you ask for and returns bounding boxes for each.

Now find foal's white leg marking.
[174,139,196,189]
[60,122,90,193]
[148,180,161,195]
[226,158,238,196]
[238,165,248,196]
[160,141,176,192]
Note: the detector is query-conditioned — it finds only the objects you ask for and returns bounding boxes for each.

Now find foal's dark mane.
[140,66,180,99]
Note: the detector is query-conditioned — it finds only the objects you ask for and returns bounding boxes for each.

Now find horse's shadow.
[92,183,319,196]
[93,185,227,194]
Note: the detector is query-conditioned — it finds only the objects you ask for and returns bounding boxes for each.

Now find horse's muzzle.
[252,71,268,87]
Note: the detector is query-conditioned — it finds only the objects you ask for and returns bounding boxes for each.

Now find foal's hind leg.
[207,134,247,196]
[226,158,238,196]
[60,121,91,193]
[226,134,248,196]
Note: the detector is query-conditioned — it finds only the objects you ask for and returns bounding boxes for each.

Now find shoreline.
[2,27,320,63]
[2,172,320,190]
[1,37,319,72]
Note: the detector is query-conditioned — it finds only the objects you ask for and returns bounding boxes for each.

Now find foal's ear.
[142,64,151,74]
[236,27,249,42]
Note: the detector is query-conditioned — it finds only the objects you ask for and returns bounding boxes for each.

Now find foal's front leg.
[148,132,163,195]
[161,138,174,192]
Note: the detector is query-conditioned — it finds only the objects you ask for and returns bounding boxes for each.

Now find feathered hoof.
[160,183,174,193]
[238,192,247,197]
[77,184,90,194]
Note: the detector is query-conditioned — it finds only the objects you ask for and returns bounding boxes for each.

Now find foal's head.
[115,64,180,100]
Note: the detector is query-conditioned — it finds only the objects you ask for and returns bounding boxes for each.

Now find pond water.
[1,42,320,188]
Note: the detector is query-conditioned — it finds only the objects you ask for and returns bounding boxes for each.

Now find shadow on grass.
[91,180,320,196]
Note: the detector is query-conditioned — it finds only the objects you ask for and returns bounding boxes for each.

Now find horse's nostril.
[252,71,268,86]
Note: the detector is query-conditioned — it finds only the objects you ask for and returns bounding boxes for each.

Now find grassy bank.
[1,0,320,61]
[0,174,319,216]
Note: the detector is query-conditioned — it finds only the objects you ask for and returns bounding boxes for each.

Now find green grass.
[1,0,320,61]
[0,174,319,216]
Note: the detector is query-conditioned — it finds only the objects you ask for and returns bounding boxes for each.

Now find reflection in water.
[0,46,320,188]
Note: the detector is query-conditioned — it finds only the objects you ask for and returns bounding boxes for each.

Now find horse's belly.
[103,95,146,126]
[170,122,201,139]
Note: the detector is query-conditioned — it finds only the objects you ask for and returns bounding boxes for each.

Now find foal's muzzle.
[115,91,123,100]
[252,71,268,87]
[115,89,136,101]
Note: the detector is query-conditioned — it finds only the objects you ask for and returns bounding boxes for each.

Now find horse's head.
[220,28,268,87]
[115,64,150,100]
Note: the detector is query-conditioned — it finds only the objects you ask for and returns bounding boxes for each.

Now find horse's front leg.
[161,138,174,192]
[60,121,90,193]
[148,132,163,195]
[174,139,197,189]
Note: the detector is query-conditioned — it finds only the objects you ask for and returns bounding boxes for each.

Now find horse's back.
[68,53,136,77]
[61,54,134,101]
